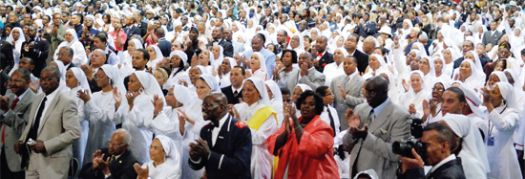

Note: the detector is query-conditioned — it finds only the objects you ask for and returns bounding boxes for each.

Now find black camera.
[392,118,426,160]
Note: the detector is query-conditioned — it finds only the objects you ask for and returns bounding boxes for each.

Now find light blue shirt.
[244,48,276,79]
[372,98,390,119]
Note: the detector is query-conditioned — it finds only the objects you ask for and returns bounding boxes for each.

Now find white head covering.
[6,27,26,52]
[170,50,188,67]
[458,84,485,118]
[64,28,79,43]
[265,80,283,105]
[154,135,179,159]
[353,169,379,179]
[442,114,490,175]
[245,77,271,105]
[211,44,224,69]
[495,81,517,108]
[133,71,165,99]
[296,83,312,92]
[490,71,509,84]
[129,38,143,49]
[100,64,126,95]
[458,60,484,90]
[199,74,219,92]
[69,67,90,92]
[150,45,165,60]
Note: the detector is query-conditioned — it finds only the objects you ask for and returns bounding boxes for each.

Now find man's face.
[251,37,263,51]
[344,36,357,51]
[421,130,447,165]
[19,59,34,71]
[441,90,464,115]
[9,71,29,96]
[315,37,326,52]
[71,15,80,25]
[343,57,356,75]
[277,31,287,44]
[40,70,59,94]
[132,51,147,70]
[58,48,73,64]
[298,54,311,70]
[212,28,221,40]
[108,133,127,155]
[90,51,106,67]
[202,96,221,121]
[93,38,105,49]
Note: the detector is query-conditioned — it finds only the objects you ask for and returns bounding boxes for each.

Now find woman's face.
[433,58,443,74]
[95,69,110,89]
[189,68,202,84]
[12,29,20,41]
[212,46,221,58]
[199,51,210,65]
[322,88,334,105]
[299,96,316,120]
[334,49,345,62]
[195,78,211,100]
[147,47,157,60]
[149,139,166,164]
[443,50,452,61]
[431,83,445,101]
[419,58,430,74]
[292,87,302,102]
[250,55,261,71]
[170,56,182,68]
[154,71,166,85]
[220,60,231,74]
[488,85,503,107]
[410,73,423,93]
[494,60,505,71]
[369,56,380,70]
[127,74,143,93]
[65,70,79,89]
[171,42,181,51]
[291,36,300,48]
[487,74,501,87]
[242,80,260,105]
[459,62,472,79]
[282,52,293,66]
[127,42,137,54]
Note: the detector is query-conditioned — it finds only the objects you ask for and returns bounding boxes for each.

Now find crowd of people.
[1,0,525,178]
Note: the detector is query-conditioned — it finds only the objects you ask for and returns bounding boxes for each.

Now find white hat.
[378,25,392,37]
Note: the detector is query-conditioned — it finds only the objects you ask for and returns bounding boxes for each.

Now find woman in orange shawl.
[267,90,339,179]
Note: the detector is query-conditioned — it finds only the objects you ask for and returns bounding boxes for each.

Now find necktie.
[11,97,19,110]
[351,108,375,178]
[326,106,337,136]
[28,97,47,141]
[233,90,239,97]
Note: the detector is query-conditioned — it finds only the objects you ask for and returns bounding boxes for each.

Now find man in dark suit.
[188,93,252,179]
[482,21,503,46]
[56,46,76,70]
[313,35,333,72]
[211,26,234,57]
[453,40,487,68]
[155,28,172,58]
[221,66,245,104]
[398,122,466,179]
[21,26,49,77]
[0,69,35,178]
[79,129,138,179]
[344,34,369,74]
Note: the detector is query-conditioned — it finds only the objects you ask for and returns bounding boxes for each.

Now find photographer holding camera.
[397,122,466,179]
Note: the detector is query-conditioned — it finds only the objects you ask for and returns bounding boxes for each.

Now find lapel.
[14,90,34,112]
[427,158,458,178]
[213,116,232,149]
[38,93,61,134]
[368,100,394,133]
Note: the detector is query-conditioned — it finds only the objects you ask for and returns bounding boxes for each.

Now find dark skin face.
[108,132,128,156]
[9,71,30,96]
[39,69,60,95]
[132,51,148,70]
[299,96,316,122]
[363,79,388,108]
[202,94,228,123]
[441,90,465,115]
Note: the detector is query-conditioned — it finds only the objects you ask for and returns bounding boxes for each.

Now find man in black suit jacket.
[397,122,466,179]
[80,129,138,179]
[313,35,333,72]
[344,34,369,74]
[188,93,252,179]
[211,26,234,57]
[221,66,245,104]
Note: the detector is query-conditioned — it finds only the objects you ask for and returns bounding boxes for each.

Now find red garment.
[109,29,127,51]
[266,115,339,179]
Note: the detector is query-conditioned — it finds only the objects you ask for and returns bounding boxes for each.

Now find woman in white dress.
[164,50,188,89]
[399,70,430,118]
[146,45,164,70]
[454,60,485,92]
[54,29,88,66]
[442,114,489,179]
[64,67,91,165]
[233,77,278,178]
[483,82,522,179]
[80,64,126,164]
[124,71,164,163]
[210,44,224,71]
[265,80,284,125]
[118,38,143,73]
[218,57,237,88]
[361,54,391,80]
[249,52,268,80]
[134,135,182,179]
[5,27,25,70]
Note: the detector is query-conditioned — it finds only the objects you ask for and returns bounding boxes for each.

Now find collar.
[348,49,356,56]
[213,114,230,129]
[16,88,29,100]
[45,88,59,99]
[345,70,357,79]
[372,98,389,117]
[430,154,456,173]
[231,85,242,93]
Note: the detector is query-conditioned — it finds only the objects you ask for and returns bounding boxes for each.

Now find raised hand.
[112,88,122,110]
[77,89,91,102]
[152,95,164,118]
[133,163,149,179]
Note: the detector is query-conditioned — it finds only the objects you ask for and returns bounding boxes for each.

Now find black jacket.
[353,49,369,74]
[313,51,334,72]
[79,149,138,179]
[221,85,242,104]
[189,116,252,179]
[398,157,466,179]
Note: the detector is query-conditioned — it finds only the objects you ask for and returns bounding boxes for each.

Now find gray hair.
[41,66,61,81]
[114,128,132,145]
[12,68,31,82]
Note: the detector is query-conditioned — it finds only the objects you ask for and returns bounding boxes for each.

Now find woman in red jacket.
[267,90,339,179]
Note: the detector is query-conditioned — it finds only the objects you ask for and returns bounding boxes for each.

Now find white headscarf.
[130,38,144,49]
[210,44,224,70]
[134,71,165,100]
[69,67,90,92]
[458,60,484,91]
[100,64,126,95]
[245,77,271,105]
[490,71,509,84]
[6,27,25,63]
[458,84,485,118]
[170,50,188,67]
[496,81,517,109]
[265,80,283,107]
[155,135,179,159]
[296,83,312,92]
[442,114,490,176]
[199,74,219,92]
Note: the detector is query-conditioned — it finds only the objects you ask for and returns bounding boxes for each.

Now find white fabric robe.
[142,158,181,179]
[123,93,155,163]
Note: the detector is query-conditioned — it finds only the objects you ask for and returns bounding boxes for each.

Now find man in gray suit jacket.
[330,56,365,129]
[482,21,503,46]
[277,52,325,92]
[343,76,411,179]
[0,69,35,178]
[16,66,80,179]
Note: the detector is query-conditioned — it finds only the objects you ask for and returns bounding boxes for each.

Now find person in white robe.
[164,50,189,89]
[6,27,26,71]
[218,57,237,88]
[134,135,182,179]
[146,45,164,70]
[265,80,284,125]
[361,54,392,80]
[483,82,522,179]
[210,44,224,71]
[323,48,346,86]
[64,67,90,165]
[399,70,430,118]
[54,29,88,66]
[454,60,485,92]
[81,64,126,164]
[118,38,143,71]
[442,114,490,179]
[249,52,268,80]
[233,77,278,178]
